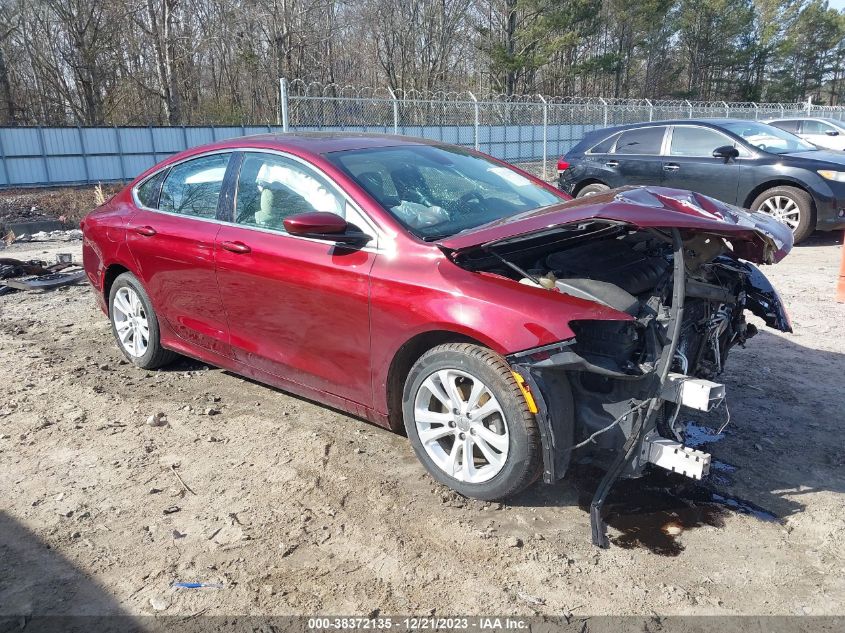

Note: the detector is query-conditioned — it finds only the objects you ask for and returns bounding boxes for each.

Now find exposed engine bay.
[449,218,792,546]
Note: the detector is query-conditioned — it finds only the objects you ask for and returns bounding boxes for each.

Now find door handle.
[220,240,251,254]
[605,160,619,167]
[663,164,680,172]
[133,225,157,236]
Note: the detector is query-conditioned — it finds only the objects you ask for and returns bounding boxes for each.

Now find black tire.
[576,182,610,198]
[402,343,541,501]
[750,185,815,244]
[108,272,177,369]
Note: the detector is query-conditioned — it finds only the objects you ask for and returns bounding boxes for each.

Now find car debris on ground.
[10,229,83,243]
[0,254,86,296]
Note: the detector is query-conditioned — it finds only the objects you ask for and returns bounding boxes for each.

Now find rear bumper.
[558,172,577,195]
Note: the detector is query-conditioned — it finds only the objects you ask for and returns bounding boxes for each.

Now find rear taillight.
[557,158,570,173]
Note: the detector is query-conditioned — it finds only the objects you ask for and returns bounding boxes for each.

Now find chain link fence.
[3,80,845,187]
[283,79,845,179]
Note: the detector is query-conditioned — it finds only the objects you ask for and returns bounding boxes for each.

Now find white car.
[765,117,845,151]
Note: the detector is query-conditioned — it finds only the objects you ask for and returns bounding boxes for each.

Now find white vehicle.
[764,117,845,151]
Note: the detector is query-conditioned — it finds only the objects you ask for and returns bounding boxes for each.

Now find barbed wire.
[284,79,821,111]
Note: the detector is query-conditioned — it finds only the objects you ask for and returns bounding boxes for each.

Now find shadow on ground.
[0,511,144,631]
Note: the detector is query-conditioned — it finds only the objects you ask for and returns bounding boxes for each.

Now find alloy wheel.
[112,286,150,358]
[758,195,801,231]
[413,368,510,484]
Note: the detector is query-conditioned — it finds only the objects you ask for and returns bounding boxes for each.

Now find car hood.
[782,149,845,164]
[436,186,793,264]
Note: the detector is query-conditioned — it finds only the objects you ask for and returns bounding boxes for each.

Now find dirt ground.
[1,229,844,620]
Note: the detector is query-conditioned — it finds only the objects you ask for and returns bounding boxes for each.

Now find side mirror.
[712,145,740,160]
[283,211,371,245]
[825,129,840,136]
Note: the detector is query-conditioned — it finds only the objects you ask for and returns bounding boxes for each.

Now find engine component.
[545,236,670,296]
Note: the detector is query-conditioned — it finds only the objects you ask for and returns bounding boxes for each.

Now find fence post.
[279,78,289,132]
[36,125,51,185]
[645,99,653,122]
[538,94,548,180]
[467,91,480,151]
[752,103,759,120]
[780,104,785,117]
[0,127,9,188]
[685,100,693,118]
[113,126,126,182]
[722,101,729,118]
[77,125,90,185]
[599,97,608,127]
[387,87,399,135]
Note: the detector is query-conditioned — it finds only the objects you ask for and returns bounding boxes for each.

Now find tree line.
[1,0,844,126]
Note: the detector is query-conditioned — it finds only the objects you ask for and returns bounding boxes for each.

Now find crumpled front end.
[445,189,793,546]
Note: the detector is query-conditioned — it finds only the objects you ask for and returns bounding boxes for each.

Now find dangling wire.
[716,396,732,434]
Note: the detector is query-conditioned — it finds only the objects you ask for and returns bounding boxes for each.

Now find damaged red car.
[81,134,792,546]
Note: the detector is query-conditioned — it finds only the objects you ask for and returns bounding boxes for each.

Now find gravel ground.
[0,231,844,619]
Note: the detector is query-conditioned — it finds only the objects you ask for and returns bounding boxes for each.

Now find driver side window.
[234,153,345,232]
[803,120,836,135]
[670,127,734,156]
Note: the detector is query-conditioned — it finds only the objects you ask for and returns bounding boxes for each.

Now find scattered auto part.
[2,270,86,291]
[0,257,86,294]
[0,258,51,278]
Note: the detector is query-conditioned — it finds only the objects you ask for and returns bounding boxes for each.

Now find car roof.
[766,116,845,124]
[190,132,439,156]
[587,118,755,135]
[569,119,749,153]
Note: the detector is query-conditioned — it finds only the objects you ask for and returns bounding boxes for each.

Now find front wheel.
[750,186,815,244]
[402,343,541,500]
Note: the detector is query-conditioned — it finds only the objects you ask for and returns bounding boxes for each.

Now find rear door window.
[802,120,836,135]
[612,127,666,155]
[160,153,230,218]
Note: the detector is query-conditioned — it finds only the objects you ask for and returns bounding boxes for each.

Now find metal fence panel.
[3,83,845,188]
[0,125,285,187]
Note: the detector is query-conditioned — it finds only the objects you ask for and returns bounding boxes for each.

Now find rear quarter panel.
[82,190,137,312]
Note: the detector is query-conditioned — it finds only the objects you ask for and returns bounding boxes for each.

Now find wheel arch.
[385,329,488,432]
[742,179,817,211]
[103,263,132,313]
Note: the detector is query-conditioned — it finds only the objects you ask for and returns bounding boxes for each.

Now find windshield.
[721,121,817,154]
[325,145,565,239]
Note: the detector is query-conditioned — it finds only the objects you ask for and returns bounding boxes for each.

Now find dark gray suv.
[557,119,845,242]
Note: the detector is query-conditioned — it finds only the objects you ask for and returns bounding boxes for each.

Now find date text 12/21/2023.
[306,617,529,630]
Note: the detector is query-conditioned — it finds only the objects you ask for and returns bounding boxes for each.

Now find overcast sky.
[828,0,845,10]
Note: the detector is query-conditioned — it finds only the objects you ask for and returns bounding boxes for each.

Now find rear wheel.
[402,343,541,500]
[576,182,610,198]
[109,272,177,369]
[750,186,815,244]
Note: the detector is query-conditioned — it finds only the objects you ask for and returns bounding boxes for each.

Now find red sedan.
[82,134,792,546]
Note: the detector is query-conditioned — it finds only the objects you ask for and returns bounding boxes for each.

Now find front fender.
[741,261,792,332]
